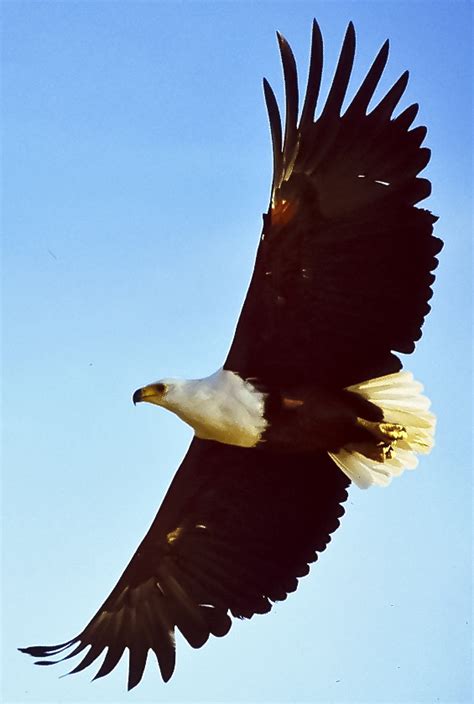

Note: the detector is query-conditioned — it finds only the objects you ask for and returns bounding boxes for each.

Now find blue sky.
[2,1,472,702]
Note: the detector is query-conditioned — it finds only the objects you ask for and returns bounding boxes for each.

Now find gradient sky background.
[2,2,472,703]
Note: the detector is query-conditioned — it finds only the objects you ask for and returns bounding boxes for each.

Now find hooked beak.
[132,388,144,405]
[132,384,165,406]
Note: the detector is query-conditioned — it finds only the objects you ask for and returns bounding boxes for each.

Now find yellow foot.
[354,418,407,463]
[378,423,407,442]
[356,417,407,443]
[348,440,395,462]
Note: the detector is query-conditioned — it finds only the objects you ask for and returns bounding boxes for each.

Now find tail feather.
[329,371,436,488]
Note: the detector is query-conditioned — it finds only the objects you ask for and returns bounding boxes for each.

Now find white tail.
[329,371,436,489]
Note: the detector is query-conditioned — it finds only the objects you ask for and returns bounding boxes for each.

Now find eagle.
[20,20,442,690]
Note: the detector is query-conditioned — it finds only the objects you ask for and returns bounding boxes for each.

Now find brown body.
[263,386,383,452]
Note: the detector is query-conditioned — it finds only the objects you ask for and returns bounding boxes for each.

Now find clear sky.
[2,1,472,703]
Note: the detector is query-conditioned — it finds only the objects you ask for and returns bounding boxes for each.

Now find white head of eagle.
[133,369,268,448]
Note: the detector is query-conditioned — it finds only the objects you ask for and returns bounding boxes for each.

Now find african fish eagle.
[20,20,442,690]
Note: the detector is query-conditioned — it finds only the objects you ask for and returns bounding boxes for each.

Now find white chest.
[166,369,268,448]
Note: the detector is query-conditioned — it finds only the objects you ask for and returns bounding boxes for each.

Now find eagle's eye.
[155,383,167,394]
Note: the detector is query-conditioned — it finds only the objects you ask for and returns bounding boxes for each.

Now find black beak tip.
[132,389,142,406]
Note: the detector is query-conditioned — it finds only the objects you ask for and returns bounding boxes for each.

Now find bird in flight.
[20,20,442,690]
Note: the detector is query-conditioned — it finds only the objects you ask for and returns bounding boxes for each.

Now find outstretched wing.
[225,21,442,387]
[21,440,349,689]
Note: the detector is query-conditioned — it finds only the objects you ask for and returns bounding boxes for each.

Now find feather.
[277,31,299,180]
[299,20,323,134]
[263,78,283,196]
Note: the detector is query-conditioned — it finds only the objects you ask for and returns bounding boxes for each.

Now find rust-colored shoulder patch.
[271,197,298,227]
[282,397,304,410]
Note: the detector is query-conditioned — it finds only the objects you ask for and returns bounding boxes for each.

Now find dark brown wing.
[20,439,349,689]
[225,21,442,387]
